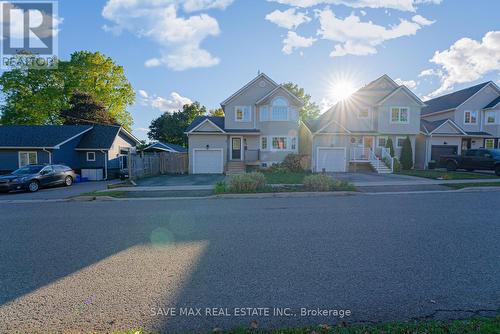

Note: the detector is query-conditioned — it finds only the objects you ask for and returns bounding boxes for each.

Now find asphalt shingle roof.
[76,125,121,149]
[484,96,500,109]
[420,119,449,134]
[0,125,92,148]
[422,82,491,115]
[146,142,187,153]
[185,116,225,132]
[466,131,493,137]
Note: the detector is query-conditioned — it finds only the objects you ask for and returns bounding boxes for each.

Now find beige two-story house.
[303,75,426,173]
[185,73,304,174]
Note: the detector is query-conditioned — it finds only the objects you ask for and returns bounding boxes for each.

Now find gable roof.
[221,73,279,106]
[76,125,141,149]
[0,125,93,148]
[255,85,304,106]
[144,142,187,153]
[420,119,466,135]
[376,85,426,106]
[185,116,225,133]
[421,81,492,116]
[484,96,500,109]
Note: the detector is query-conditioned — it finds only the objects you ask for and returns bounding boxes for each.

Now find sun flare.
[331,81,356,101]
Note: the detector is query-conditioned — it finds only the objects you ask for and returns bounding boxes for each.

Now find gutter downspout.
[43,148,52,164]
[100,150,108,180]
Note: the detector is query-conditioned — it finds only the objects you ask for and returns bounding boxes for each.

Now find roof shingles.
[422,82,491,115]
[0,125,92,148]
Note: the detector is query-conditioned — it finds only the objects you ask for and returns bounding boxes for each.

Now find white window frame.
[485,138,495,149]
[270,97,289,121]
[235,106,251,122]
[390,107,410,124]
[485,111,496,124]
[377,136,388,148]
[266,136,298,152]
[18,151,38,168]
[260,106,269,122]
[464,110,477,125]
[396,136,406,148]
[357,108,370,119]
[260,136,268,150]
[87,151,96,162]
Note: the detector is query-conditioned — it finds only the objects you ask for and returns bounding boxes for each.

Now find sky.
[14,0,500,139]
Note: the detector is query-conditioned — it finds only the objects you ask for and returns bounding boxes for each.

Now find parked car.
[439,149,500,175]
[0,164,76,193]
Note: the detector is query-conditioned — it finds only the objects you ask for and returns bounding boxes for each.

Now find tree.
[385,137,395,157]
[148,102,206,147]
[400,136,413,170]
[0,51,135,129]
[209,108,224,117]
[283,82,320,121]
[61,91,116,125]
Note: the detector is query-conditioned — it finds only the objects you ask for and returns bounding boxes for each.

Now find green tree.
[0,51,135,129]
[148,102,206,147]
[61,91,116,125]
[209,108,224,117]
[400,136,413,170]
[385,137,395,157]
[283,82,320,121]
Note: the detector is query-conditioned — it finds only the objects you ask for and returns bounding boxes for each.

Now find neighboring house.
[0,125,140,179]
[303,75,426,173]
[142,142,187,153]
[185,73,305,174]
[415,81,500,169]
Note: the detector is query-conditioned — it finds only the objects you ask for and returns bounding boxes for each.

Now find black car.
[439,148,500,176]
[0,164,76,193]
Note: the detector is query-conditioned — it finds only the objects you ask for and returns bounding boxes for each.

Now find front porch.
[349,147,394,174]
[227,135,261,174]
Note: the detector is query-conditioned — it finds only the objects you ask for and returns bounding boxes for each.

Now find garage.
[316,147,346,172]
[193,149,223,174]
[431,145,458,163]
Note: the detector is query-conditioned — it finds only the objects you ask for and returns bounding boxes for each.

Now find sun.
[331,81,356,101]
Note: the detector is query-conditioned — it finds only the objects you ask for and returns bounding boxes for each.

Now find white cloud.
[135,127,149,132]
[267,0,441,12]
[395,78,417,88]
[424,31,500,97]
[282,31,316,54]
[411,14,434,26]
[266,8,311,30]
[316,9,432,57]
[182,0,234,12]
[418,68,441,77]
[139,90,193,112]
[102,0,225,70]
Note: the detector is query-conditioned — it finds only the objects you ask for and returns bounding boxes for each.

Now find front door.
[231,137,242,160]
[363,136,375,150]
[462,138,471,151]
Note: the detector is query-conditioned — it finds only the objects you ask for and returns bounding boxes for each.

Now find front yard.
[399,169,499,180]
[262,171,310,184]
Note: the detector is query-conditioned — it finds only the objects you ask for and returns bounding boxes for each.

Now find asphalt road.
[0,181,111,201]
[0,191,499,333]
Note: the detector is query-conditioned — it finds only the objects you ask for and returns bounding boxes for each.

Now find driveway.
[136,174,225,187]
[0,181,112,201]
[0,192,498,333]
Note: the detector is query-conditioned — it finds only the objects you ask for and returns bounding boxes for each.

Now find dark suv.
[0,164,76,193]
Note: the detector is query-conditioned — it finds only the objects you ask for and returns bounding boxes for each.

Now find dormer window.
[235,106,251,122]
[464,111,477,124]
[271,97,289,121]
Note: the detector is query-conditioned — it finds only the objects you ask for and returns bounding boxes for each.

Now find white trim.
[18,151,38,168]
[221,73,279,106]
[464,110,478,125]
[119,127,141,144]
[255,85,304,106]
[430,119,467,135]
[192,148,224,174]
[315,118,352,135]
[54,127,94,148]
[269,136,298,152]
[234,106,252,122]
[376,85,426,107]
[188,118,226,134]
[377,136,389,148]
[143,143,176,153]
[86,151,96,162]
[260,136,268,151]
[456,81,500,111]
[485,110,497,125]
[230,136,244,161]
[484,138,495,149]
[389,106,410,124]
[396,136,406,148]
[315,147,347,173]
[357,108,370,119]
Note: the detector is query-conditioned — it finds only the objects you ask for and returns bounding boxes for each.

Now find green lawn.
[111,317,499,334]
[79,191,128,198]
[399,169,499,180]
[262,171,309,184]
[446,182,500,189]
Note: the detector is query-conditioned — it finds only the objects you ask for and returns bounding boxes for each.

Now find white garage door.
[193,149,223,174]
[317,148,346,172]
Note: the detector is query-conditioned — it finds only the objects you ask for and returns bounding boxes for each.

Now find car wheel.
[446,161,457,172]
[64,176,73,186]
[28,180,40,192]
[495,166,500,177]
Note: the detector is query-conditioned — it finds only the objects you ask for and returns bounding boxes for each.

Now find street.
[0,191,499,333]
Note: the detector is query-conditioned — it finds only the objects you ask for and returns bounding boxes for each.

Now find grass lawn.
[79,191,128,198]
[399,169,499,180]
[112,316,499,334]
[262,171,310,184]
[446,182,500,189]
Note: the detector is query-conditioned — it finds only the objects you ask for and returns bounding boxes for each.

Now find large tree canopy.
[148,102,206,147]
[0,51,135,129]
[283,82,320,121]
[61,91,116,126]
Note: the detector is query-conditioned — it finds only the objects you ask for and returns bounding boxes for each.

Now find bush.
[400,136,413,170]
[385,137,395,158]
[214,181,226,194]
[281,154,306,172]
[393,158,401,172]
[303,174,334,192]
[229,172,266,193]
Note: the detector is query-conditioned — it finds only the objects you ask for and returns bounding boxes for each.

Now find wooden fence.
[128,151,188,180]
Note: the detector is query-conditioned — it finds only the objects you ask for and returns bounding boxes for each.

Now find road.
[0,181,112,201]
[0,191,498,333]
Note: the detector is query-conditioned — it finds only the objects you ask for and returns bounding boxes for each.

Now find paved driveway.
[0,181,112,201]
[137,174,225,186]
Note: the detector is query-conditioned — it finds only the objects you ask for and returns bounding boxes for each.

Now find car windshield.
[12,165,43,175]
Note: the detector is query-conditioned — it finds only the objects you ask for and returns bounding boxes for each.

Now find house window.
[260,106,269,121]
[271,97,289,121]
[485,139,495,149]
[18,151,37,167]
[396,137,406,148]
[464,111,477,124]
[272,137,288,150]
[486,111,496,124]
[377,136,388,148]
[358,108,369,119]
[261,136,268,150]
[87,152,96,161]
[235,106,251,122]
[391,107,409,124]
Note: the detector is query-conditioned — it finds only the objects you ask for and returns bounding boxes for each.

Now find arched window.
[271,97,288,120]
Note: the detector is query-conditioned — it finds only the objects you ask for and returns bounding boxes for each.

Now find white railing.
[380,147,394,172]
[350,147,370,161]
[368,149,383,170]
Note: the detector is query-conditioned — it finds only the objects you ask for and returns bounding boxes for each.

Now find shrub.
[214,181,226,194]
[229,172,266,193]
[266,163,287,174]
[332,180,356,191]
[400,136,413,170]
[385,137,395,157]
[281,154,306,172]
[303,174,334,192]
[393,158,401,172]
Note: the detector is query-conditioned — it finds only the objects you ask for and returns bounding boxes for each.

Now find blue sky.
[52,1,500,139]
